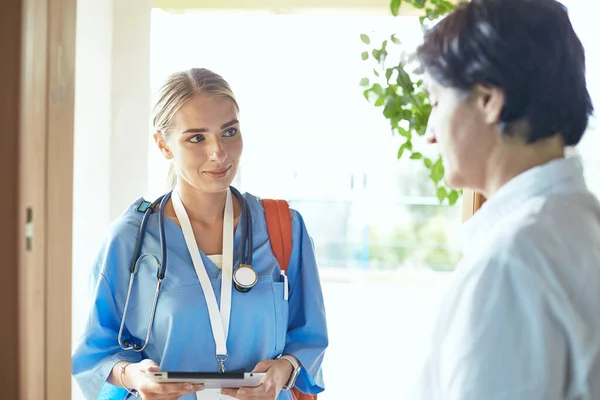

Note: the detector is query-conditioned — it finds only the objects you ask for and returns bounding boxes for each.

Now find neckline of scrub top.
[160,204,244,279]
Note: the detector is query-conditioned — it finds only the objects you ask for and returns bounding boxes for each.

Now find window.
[150,10,460,398]
[560,1,600,197]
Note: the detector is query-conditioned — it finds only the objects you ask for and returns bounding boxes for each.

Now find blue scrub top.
[72,192,328,400]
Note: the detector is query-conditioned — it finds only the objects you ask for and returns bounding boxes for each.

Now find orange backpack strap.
[263,199,317,400]
[263,199,293,273]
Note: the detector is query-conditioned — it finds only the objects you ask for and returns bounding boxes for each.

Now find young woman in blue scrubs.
[72,68,328,400]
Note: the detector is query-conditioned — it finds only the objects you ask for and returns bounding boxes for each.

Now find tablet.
[146,372,266,389]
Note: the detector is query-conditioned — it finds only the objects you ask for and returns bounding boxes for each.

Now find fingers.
[138,358,161,372]
[138,382,204,398]
[129,359,204,399]
[219,388,243,399]
[162,382,204,395]
[235,376,274,397]
[221,375,276,399]
[220,384,276,400]
[222,358,279,398]
[251,360,275,373]
[147,364,161,372]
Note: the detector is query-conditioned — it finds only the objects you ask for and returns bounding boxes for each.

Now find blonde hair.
[153,68,239,190]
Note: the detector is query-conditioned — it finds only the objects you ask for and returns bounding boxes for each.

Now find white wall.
[72,0,152,397]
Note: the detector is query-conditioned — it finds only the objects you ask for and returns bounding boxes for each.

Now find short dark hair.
[417,0,593,146]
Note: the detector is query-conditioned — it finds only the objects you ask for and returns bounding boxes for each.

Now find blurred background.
[70,1,599,398]
[3,0,596,398]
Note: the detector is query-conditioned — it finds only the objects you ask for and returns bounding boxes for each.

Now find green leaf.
[390,0,402,16]
[361,51,369,61]
[436,187,448,203]
[430,157,444,184]
[448,190,459,206]
[423,157,432,168]
[391,34,402,45]
[373,68,380,77]
[372,83,383,96]
[398,127,411,138]
[359,77,369,86]
[374,97,385,107]
[385,68,394,82]
[360,34,370,45]
[410,152,422,160]
[412,0,426,8]
[397,142,409,159]
[383,100,398,119]
[396,68,413,88]
[363,89,370,100]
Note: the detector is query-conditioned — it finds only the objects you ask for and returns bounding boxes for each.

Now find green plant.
[360,0,460,205]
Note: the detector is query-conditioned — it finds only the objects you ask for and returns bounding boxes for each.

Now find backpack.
[263,199,317,400]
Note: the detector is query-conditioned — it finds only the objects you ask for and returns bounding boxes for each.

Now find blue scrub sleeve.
[72,236,143,399]
[283,211,328,395]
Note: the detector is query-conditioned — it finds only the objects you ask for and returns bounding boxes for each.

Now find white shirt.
[207,254,223,269]
[413,157,600,400]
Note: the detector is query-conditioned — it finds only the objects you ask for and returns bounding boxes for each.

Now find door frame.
[1,0,76,397]
[462,189,486,222]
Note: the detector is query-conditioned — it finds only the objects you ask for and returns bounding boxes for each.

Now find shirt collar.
[460,156,587,253]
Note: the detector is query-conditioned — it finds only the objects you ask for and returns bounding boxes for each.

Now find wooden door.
[0,0,76,397]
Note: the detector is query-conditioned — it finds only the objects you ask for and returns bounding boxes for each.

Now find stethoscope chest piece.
[233,264,258,292]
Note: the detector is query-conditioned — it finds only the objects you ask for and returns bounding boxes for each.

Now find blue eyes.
[223,128,238,137]
[188,128,238,143]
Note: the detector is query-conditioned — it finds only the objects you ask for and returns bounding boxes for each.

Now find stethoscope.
[117,186,256,352]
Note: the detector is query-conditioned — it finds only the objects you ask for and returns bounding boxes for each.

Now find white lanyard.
[171,187,234,372]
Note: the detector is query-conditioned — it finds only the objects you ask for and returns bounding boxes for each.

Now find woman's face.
[424,76,503,190]
[157,94,243,194]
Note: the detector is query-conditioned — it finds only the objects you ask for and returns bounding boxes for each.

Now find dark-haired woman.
[412,0,600,399]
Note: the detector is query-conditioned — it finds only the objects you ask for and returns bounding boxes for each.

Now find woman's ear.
[153,131,172,159]
[474,85,505,125]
